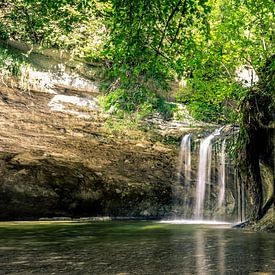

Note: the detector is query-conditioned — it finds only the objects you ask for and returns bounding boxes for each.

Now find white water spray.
[178,134,191,183]
[178,134,192,217]
[194,128,222,219]
[168,125,245,224]
[218,139,226,208]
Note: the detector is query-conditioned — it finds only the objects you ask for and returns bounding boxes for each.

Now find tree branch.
[156,0,182,56]
[169,0,187,48]
[150,45,170,60]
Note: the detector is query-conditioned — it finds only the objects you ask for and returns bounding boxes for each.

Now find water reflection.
[195,230,207,275]
[193,229,225,274]
[218,230,225,275]
[0,221,274,274]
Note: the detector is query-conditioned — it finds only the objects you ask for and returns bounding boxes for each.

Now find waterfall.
[178,134,191,183]
[241,178,245,221]
[236,171,241,222]
[178,134,192,217]
[236,169,246,222]
[169,125,245,223]
[217,139,226,208]
[194,128,222,219]
[194,135,214,219]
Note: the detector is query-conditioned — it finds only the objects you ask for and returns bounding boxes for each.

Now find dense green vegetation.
[0,0,274,225]
[0,46,27,77]
[0,0,273,122]
[0,0,110,59]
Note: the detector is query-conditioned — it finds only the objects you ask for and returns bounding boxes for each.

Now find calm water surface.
[0,221,274,274]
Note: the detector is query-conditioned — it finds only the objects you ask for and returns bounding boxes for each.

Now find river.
[0,221,274,274]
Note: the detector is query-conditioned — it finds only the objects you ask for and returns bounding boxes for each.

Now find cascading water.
[217,139,226,209]
[194,135,214,219]
[165,126,246,224]
[236,170,246,222]
[194,128,222,219]
[178,134,191,183]
[177,134,192,217]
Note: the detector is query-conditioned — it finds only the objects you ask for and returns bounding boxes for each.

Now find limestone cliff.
[0,84,178,219]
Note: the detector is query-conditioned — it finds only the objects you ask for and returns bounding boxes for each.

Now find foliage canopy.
[0,0,274,122]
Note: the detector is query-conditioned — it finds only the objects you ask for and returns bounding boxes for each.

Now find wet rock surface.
[0,84,177,219]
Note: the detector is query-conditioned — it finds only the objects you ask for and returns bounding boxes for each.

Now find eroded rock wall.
[0,84,177,219]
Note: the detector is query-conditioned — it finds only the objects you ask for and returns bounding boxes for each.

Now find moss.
[249,208,275,232]
[236,55,275,221]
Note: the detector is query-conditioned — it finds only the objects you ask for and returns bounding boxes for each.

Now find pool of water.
[0,221,274,274]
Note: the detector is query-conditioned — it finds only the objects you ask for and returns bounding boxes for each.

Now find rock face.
[0,84,177,219]
[0,42,240,221]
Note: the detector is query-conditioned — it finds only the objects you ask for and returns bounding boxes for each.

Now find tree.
[0,0,110,60]
[104,0,274,121]
[103,0,212,117]
[0,0,274,221]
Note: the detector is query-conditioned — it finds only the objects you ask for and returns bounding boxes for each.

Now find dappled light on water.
[159,219,231,226]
